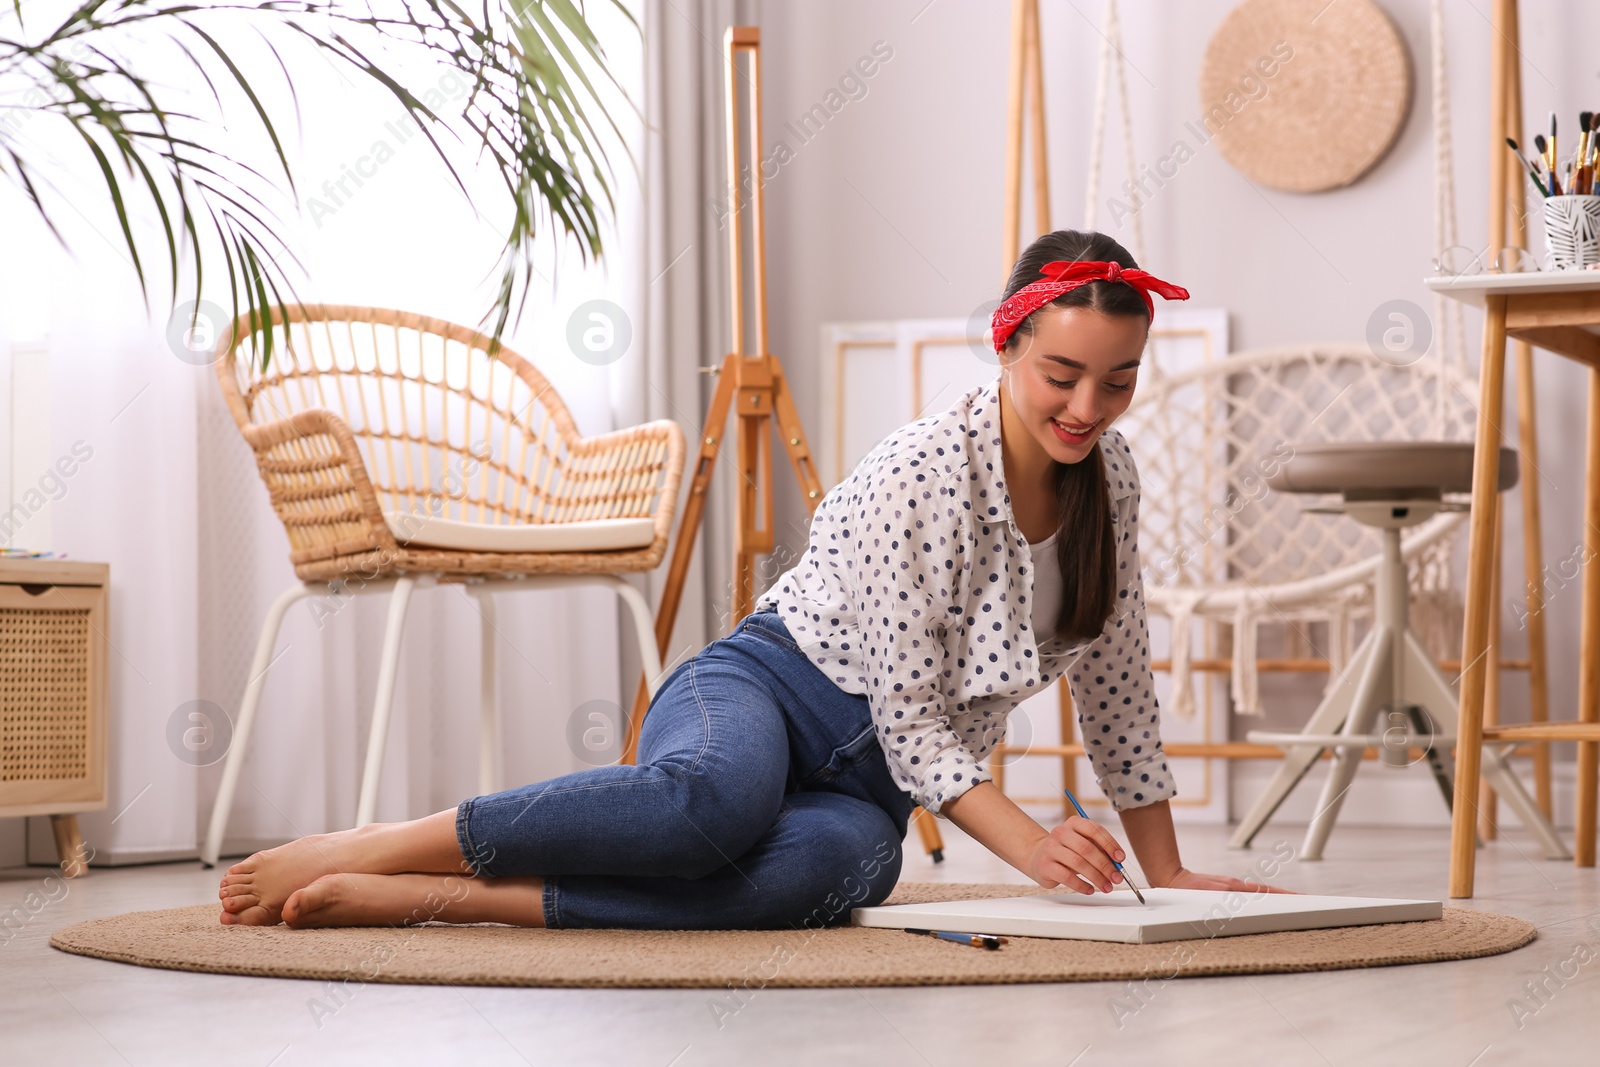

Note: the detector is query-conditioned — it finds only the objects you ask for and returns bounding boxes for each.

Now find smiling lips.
[1050,417,1098,444]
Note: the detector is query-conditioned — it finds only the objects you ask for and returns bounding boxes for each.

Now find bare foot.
[218,829,362,926]
[217,809,474,926]
[282,872,547,929]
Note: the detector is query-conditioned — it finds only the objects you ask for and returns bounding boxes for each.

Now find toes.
[233,904,278,926]
[284,874,345,928]
[218,886,252,906]
[282,887,322,927]
[220,909,236,925]
[225,850,272,876]
[221,893,259,913]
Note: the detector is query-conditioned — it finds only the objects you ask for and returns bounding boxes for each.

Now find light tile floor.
[4,816,1597,1066]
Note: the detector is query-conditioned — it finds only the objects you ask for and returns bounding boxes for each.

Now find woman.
[218,228,1278,931]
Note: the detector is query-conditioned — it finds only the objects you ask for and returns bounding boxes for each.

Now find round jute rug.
[48,882,1535,989]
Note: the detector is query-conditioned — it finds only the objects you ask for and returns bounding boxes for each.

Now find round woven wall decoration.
[1198,0,1411,192]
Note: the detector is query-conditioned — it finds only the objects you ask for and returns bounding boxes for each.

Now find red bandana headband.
[990,259,1191,354]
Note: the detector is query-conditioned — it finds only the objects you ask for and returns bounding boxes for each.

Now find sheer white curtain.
[5,0,665,861]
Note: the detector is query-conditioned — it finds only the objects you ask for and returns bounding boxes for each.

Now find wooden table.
[1426,269,1600,897]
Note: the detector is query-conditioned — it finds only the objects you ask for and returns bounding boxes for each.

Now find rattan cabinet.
[0,559,108,876]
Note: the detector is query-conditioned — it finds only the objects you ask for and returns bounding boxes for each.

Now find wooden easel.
[986,0,1086,825]
[1477,0,1555,840]
[621,26,948,863]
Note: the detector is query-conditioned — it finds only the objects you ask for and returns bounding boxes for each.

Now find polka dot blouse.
[756,373,1176,816]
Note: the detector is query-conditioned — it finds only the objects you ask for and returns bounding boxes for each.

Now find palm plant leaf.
[0,0,638,368]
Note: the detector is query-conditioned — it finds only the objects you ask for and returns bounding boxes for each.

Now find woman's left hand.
[1157,866,1297,894]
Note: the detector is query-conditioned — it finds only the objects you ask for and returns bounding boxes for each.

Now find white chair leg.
[355,576,417,828]
[1302,625,1395,861]
[473,588,501,796]
[1229,628,1382,849]
[601,575,666,700]
[202,582,316,867]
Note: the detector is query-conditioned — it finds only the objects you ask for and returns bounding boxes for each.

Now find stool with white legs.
[1228,442,1568,861]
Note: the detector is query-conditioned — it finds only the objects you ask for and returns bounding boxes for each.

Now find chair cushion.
[383,512,658,553]
[1265,442,1519,497]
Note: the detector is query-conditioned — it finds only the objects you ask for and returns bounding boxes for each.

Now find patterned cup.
[1543,194,1600,269]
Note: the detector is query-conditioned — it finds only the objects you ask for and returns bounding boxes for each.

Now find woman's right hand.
[1023,815,1128,894]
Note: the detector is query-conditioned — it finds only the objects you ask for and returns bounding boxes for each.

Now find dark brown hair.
[999,229,1147,644]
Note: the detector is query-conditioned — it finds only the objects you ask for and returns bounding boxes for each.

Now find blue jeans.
[454,604,917,929]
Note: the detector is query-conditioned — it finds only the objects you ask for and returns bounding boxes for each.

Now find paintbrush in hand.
[1062,786,1147,904]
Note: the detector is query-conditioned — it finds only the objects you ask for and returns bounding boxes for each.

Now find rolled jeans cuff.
[456,796,500,877]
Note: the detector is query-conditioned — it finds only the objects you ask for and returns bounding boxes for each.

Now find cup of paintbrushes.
[1544,194,1600,269]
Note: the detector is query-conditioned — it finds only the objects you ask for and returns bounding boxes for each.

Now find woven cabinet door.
[0,582,107,814]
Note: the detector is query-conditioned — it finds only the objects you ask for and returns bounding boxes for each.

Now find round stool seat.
[1265,441,1519,499]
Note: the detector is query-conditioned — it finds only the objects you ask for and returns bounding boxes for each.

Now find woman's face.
[999,304,1148,465]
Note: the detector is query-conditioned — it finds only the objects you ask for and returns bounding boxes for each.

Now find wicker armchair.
[201,304,686,866]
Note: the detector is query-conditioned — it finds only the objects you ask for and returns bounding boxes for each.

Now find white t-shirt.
[1026,527,1062,641]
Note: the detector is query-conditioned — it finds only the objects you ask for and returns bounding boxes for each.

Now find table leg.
[1577,367,1600,867]
[1481,496,1504,841]
[1450,294,1508,899]
[1514,337,1555,820]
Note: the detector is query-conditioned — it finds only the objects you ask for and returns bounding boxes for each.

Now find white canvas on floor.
[850,888,1443,944]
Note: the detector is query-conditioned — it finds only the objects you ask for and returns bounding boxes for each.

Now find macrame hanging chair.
[1082,0,1476,720]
